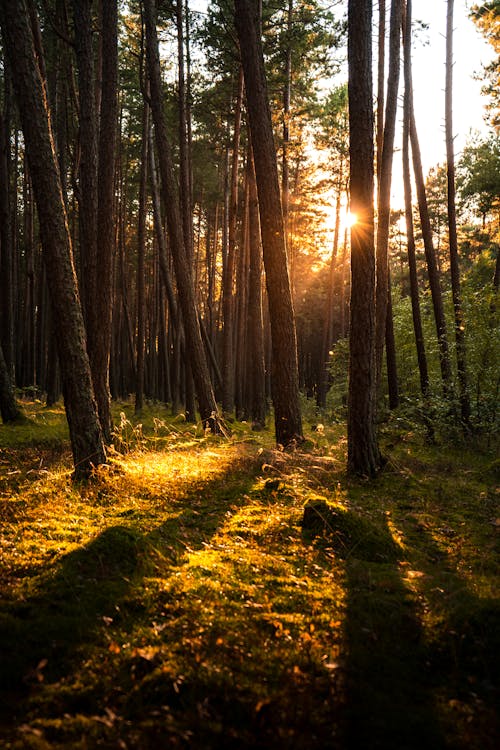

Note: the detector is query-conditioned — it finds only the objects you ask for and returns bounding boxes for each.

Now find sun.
[345,211,357,228]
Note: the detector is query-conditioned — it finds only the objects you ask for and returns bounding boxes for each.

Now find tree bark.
[246,145,267,428]
[375,0,402,385]
[446,0,471,428]
[317,160,345,409]
[282,0,293,249]
[135,100,149,414]
[175,0,196,421]
[376,0,385,185]
[72,0,98,331]
[234,0,303,447]
[347,0,381,477]
[0,0,105,477]
[143,0,224,433]
[0,341,22,422]
[93,0,118,440]
[222,66,244,415]
[0,104,14,381]
[409,89,452,396]
[402,0,429,400]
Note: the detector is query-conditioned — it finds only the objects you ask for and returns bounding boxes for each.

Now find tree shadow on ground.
[304,497,500,750]
[396,515,500,750]
[0,458,258,747]
[302,500,444,749]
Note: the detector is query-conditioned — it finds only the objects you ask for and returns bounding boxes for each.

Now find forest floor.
[0,400,498,749]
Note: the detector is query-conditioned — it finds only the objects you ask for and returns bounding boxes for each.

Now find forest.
[0,0,498,747]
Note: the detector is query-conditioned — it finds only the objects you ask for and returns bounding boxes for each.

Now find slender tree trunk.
[403,19,429,406]
[72,0,98,330]
[347,0,381,477]
[234,0,303,447]
[246,145,266,428]
[409,89,452,396]
[376,0,385,185]
[93,0,118,440]
[385,273,399,408]
[0,104,14,380]
[282,0,293,248]
[0,0,105,477]
[402,0,429,400]
[222,66,244,415]
[375,0,402,384]
[143,0,224,433]
[176,0,196,421]
[317,163,344,409]
[339,222,349,339]
[135,100,149,413]
[176,0,192,260]
[446,0,471,428]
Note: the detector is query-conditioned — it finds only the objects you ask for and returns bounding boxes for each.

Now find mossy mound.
[302,498,403,563]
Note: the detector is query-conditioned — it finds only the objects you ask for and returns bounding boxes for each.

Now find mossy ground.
[0,401,498,749]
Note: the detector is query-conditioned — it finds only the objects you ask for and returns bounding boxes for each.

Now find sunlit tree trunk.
[347,0,381,477]
[0,0,105,477]
[234,0,303,447]
[446,0,471,428]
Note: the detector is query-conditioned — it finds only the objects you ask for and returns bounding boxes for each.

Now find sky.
[408,0,494,175]
[191,0,495,211]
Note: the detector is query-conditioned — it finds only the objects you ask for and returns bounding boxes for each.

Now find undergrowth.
[0,401,498,749]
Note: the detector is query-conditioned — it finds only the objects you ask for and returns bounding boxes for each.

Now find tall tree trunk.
[446,0,471,428]
[0,102,14,380]
[72,0,98,330]
[234,0,303,447]
[176,0,196,421]
[317,162,344,409]
[375,0,402,384]
[402,0,429,400]
[176,0,192,260]
[222,66,244,415]
[0,341,22,422]
[376,0,385,185]
[246,145,266,429]
[93,0,118,440]
[143,0,224,433]
[347,0,381,477]
[0,0,105,477]
[282,0,293,248]
[409,87,452,396]
[385,273,399,408]
[135,100,149,413]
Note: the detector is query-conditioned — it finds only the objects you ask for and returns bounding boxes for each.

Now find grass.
[0,400,498,749]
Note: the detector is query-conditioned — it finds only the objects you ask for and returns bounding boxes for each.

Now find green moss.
[0,408,498,749]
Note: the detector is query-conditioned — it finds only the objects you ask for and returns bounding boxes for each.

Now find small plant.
[112,412,146,453]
